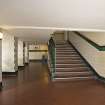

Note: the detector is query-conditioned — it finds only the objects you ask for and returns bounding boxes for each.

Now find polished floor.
[0,62,105,105]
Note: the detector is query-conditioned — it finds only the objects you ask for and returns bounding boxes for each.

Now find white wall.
[79,32,105,46]
[14,37,18,71]
[24,42,29,63]
[18,39,24,66]
[53,32,65,41]
[29,44,48,60]
[0,40,2,83]
[64,31,68,41]
[69,31,105,77]
[2,30,16,72]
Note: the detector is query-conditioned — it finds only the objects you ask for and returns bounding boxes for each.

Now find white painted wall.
[79,32,105,46]
[54,33,65,41]
[69,31,105,77]
[18,39,24,66]
[29,52,47,60]
[0,40,2,83]
[64,31,68,41]
[2,30,16,72]
[29,44,48,60]
[24,42,29,63]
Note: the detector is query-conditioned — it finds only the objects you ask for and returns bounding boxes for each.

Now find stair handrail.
[48,37,56,79]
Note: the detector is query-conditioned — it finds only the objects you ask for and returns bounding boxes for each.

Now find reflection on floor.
[0,62,105,105]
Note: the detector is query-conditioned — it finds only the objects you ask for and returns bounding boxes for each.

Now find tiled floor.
[0,62,105,105]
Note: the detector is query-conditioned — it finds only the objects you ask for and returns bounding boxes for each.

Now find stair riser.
[53,77,96,81]
[56,59,82,61]
[54,74,93,78]
[56,55,80,57]
[56,58,82,60]
[56,63,85,65]
[56,61,84,64]
[55,71,93,76]
[56,65,87,68]
[56,51,76,52]
[56,67,89,70]
[56,52,77,54]
[56,55,78,56]
[56,47,74,50]
[56,45,71,46]
[56,70,89,72]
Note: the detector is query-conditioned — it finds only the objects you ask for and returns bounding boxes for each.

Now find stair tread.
[56,51,76,52]
[54,74,94,78]
[56,61,84,64]
[55,71,93,75]
[56,69,90,72]
[56,57,81,59]
[56,52,77,53]
[53,76,96,81]
[56,66,90,70]
[56,65,87,67]
[55,71,92,75]
[56,55,80,57]
[55,71,91,73]
[56,60,84,64]
[56,59,83,61]
[56,63,86,65]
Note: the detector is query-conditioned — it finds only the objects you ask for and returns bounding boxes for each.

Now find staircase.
[53,41,97,81]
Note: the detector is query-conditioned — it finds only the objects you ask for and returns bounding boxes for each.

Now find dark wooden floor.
[0,62,105,105]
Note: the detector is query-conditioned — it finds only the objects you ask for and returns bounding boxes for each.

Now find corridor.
[0,1,105,105]
[0,62,105,105]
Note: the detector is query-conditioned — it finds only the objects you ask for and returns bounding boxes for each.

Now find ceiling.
[12,29,54,43]
[0,0,105,42]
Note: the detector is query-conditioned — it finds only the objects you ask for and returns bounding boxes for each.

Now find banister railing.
[48,37,56,79]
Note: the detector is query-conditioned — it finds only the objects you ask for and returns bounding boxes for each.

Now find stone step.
[56,60,84,64]
[56,59,83,61]
[56,54,80,57]
[54,71,93,77]
[56,69,89,72]
[56,47,74,50]
[56,66,89,69]
[56,44,70,45]
[56,64,87,68]
[56,47,72,49]
[56,63,86,66]
[55,42,69,44]
[53,76,97,81]
[56,52,78,54]
[56,45,72,47]
[56,53,78,55]
[56,49,75,51]
[56,57,81,60]
[56,50,76,52]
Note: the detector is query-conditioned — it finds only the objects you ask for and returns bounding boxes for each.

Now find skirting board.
[0,82,2,91]
[29,60,43,62]
[29,59,47,63]
[25,62,29,65]
[18,66,25,70]
[2,71,18,76]
[68,40,105,83]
